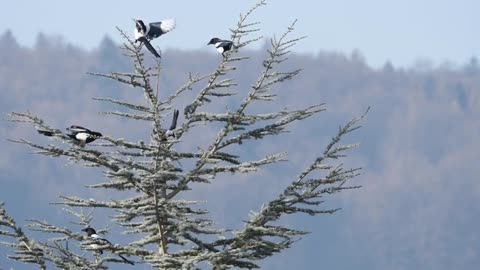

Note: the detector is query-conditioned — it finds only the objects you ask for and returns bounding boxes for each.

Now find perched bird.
[82,227,134,265]
[207,38,233,57]
[165,109,179,139]
[134,18,176,58]
[37,126,102,147]
[66,125,102,146]
[154,109,179,141]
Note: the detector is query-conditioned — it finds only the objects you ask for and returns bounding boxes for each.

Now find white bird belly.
[76,132,89,141]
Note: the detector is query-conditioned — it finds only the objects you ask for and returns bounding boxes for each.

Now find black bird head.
[135,19,146,33]
[208,37,221,45]
[82,227,97,236]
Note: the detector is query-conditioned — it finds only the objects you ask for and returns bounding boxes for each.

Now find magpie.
[134,18,176,58]
[66,125,102,146]
[82,227,134,265]
[165,109,179,139]
[36,126,101,147]
[154,109,179,141]
[207,38,233,57]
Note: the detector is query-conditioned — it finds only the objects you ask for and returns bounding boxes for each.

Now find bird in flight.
[37,125,102,147]
[208,38,234,57]
[134,18,176,58]
[82,227,134,265]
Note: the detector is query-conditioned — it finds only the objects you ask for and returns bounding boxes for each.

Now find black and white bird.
[134,18,176,58]
[154,109,179,141]
[37,125,102,147]
[207,38,233,57]
[66,125,102,146]
[82,227,134,265]
[165,109,179,139]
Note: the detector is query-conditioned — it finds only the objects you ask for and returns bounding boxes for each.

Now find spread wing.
[67,125,91,134]
[148,19,175,39]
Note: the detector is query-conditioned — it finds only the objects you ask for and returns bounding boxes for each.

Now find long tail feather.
[37,130,54,136]
[139,37,161,58]
[118,254,134,265]
[169,109,179,130]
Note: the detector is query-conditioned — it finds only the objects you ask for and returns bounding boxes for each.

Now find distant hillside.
[1,30,479,270]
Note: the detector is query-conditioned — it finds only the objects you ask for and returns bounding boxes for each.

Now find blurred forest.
[1,30,479,269]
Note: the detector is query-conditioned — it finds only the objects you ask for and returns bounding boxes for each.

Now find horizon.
[1,28,478,71]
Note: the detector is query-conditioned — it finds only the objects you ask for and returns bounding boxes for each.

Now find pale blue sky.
[1,0,478,67]
[1,2,480,269]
